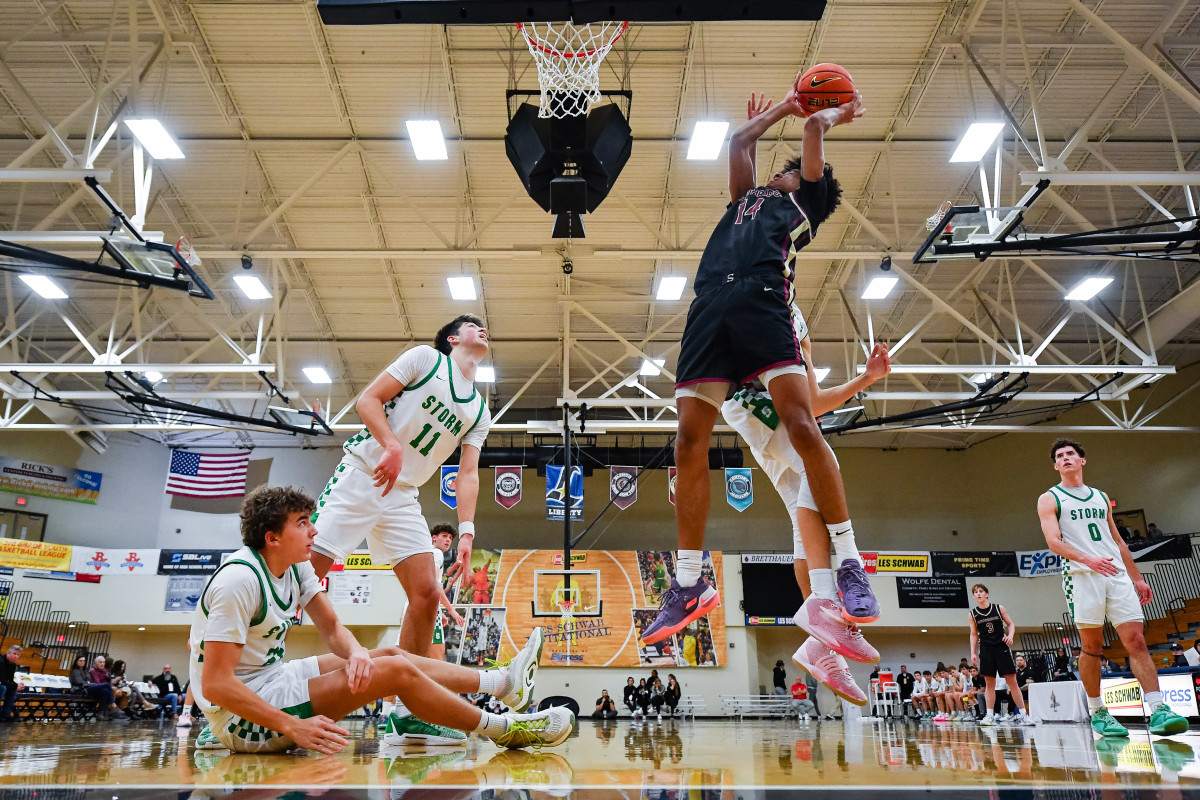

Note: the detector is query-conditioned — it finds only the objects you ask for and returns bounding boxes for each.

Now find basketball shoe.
[1149,702,1189,736]
[836,559,880,624]
[1090,707,1129,737]
[194,725,226,751]
[641,579,720,646]
[382,712,468,747]
[492,707,575,749]
[494,627,545,712]
[382,748,467,785]
[791,637,867,706]
[792,596,879,663]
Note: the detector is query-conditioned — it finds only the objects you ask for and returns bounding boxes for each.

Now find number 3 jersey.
[342,345,491,488]
[188,546,323,709]
[1048,483,1123,576]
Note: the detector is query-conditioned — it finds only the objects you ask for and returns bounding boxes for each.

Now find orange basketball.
[795,63,855,116]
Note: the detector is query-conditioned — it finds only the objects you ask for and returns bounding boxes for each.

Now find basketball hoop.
[174,235,201,267]
[517,21,629,118]
[925,200,954,233]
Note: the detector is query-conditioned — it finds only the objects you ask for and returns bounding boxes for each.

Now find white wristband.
[458,521,475,537]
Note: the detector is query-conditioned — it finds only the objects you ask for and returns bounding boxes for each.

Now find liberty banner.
[546,465,583,522]
[440,465,458,509]
[0,457,102,504]
[609,466,638,511]
[494,466,522,510]
[725,468,753,512]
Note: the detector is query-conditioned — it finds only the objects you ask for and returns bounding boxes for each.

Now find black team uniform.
[973,602,1017,678]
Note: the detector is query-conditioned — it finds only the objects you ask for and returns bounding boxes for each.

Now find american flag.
[165,450,250,498]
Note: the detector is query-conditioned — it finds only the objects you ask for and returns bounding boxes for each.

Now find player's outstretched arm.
[801,338,889,417]
[1103,491,1152,603]
[728,92,800,202]
[306,592,373,692]
[357,371,407,496]
[1037,493,1118,576]
[800,92,863,182]
[446,446,480,580]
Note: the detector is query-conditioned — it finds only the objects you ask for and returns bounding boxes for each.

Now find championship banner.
[725,468,753,512]
[0,456,102,505]
[862,551,932,577]
[0,538,72,572]
[1017,549,1062,578]
[71,548,159,575]
[931,551,1018,578]
[668,466,678,506]
[609,466,637,510]
[545,465,583,522]
[440,465,458,509]
[495,466,522,510]
[157,549,234,575]
[896,576,968,608]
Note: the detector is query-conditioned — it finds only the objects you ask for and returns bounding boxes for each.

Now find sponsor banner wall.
[23,570,100,583]
[1017,549,1063,578]
[741,554,793,564]
[71,548,159,576]
[1102,674,1199,719]
[1129,536,1193,561]
[0,457,102,504]
[0,538,72,571]
[334,551,392,571]
[896,576,968,608]
[157,549,233,575]
[931,551,1019,578]
[164,575,207,612]
[862,551,932,577]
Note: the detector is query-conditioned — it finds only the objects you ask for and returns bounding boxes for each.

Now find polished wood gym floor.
[1,716,1199,798]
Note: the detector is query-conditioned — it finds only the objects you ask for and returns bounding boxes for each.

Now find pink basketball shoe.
[791,637,868,707]
[792,596,880,664]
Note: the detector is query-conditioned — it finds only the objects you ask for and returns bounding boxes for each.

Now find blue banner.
[440,465,458,509]
[546,465,583,522]
[725,468,753,512]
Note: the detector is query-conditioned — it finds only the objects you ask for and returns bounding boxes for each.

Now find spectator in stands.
[1147,523,1163,539]
[634,678,651,720]
[869,666,880,682]
[1051,647,1073,681]
[897,665,914,703]
[1099,656,1115,675]
[1171,643,1189,667]
[71,655,117,720]
[1187,642,1200,668]
[790,677,816,720]
[151,665,182,719]
[650,677,667,720]
[623,677,638,715]
[1069,645,1083,679]
[592,690,618,720]
[665,674,681,717]
[1014,655,1035,703]
[110,660,156,718]
[0,645,24,723]
[773,660,787,696]
[1118,525,1134,542]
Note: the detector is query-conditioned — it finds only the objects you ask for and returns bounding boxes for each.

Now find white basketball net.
[517,21,629,118]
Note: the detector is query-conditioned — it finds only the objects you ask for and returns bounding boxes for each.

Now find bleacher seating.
[720,693,794,720]
[676,694,706,719]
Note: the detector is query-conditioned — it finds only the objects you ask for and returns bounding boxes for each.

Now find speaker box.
[504,104,554,212]
[579,103,632,212]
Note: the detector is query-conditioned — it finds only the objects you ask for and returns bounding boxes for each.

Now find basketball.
[795,63,855,116]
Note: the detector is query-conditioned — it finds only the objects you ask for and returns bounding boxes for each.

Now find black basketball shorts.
[675,272,805,400]
[979,644,1017,678]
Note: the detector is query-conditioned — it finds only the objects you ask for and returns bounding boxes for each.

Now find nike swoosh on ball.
[810,77,838,87]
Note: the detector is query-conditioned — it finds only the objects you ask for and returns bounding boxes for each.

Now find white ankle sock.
[478,667,506,696]
[473,710,510,738]
[829,528,861,567]
[391,700,408,717]
[1144,690,1163,708]
[809,568,837,601]
[676,550,703,587]
[1087,696,1104,714]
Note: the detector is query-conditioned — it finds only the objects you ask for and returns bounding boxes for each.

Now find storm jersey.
[342,345,490,488]
[188,546,323,707]
[1049,483,1122,576]
[972,603,1006,647]
[693,179,828,295]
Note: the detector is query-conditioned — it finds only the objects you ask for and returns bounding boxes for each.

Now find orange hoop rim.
[516,20,629,60]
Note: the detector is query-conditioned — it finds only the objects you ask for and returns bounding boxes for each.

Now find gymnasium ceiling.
[0,0,1198,450]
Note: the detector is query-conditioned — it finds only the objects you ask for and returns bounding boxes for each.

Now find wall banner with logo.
[1017,549,1063,578]
[1102,674,1198,719]
[71,548,159,576]
[164,575,207,612]
[896,576,968,608]
[724,468,753,512]
[862,551,932,577]
[157,549,234,575]
[545,465,583,522]
[931,551,1019,578]
[0,457,102,504]
[440,465,458,509]
[609,466,638,510]
[0,538,72,571]
[668,466,677,506]
[330,551,392,571]
[494,467,522,510]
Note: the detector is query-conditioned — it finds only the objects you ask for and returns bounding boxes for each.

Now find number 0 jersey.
[342,345,491,488]
[1049,483,1123,577]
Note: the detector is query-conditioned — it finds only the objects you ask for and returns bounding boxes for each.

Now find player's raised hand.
[1086,555,1120,576]
[446,533,473,579]
[287,715,350,754]
[373,443,403,496]
[815,91,863,126]
[747,92,772,120]
[344,644,373,693]
[1134,578,1153,605]
[865,341,891,381]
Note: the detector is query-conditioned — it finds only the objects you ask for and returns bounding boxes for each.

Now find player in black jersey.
[968,584,1034,726]
[641,83,864,646]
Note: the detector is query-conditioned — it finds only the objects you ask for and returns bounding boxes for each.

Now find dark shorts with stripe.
[980,643,1017,678]
[676,272,804,388]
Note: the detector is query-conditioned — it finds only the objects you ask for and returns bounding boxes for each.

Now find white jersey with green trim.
[1049,483,1123,576]
[342,345,491,488]
[188,546,323,709]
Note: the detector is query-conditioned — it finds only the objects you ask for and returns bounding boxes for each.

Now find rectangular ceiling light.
[302,366,332,384]
[233,275,272,300]
[687,121,729,160]
[447,276,477,300]
[1064,276,1113,301]
[476,365,495,383]
[656,276,687,301]
[640,358,666,376]
[813,367,831,383]
[406,120,448,161]
[19,274,68,299]
[949,122,1005,163]
[861,275,898,300]
[124,119,185,159]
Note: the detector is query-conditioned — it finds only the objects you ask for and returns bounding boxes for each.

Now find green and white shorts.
[1064,569,1144,628]
[433,618,444,645]
[207,656,319,753]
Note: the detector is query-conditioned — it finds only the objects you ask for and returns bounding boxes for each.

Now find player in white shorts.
[310,314,490,657]
[722,311,890,705]
[190,485,571,754]
[1037,438,1187,738]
